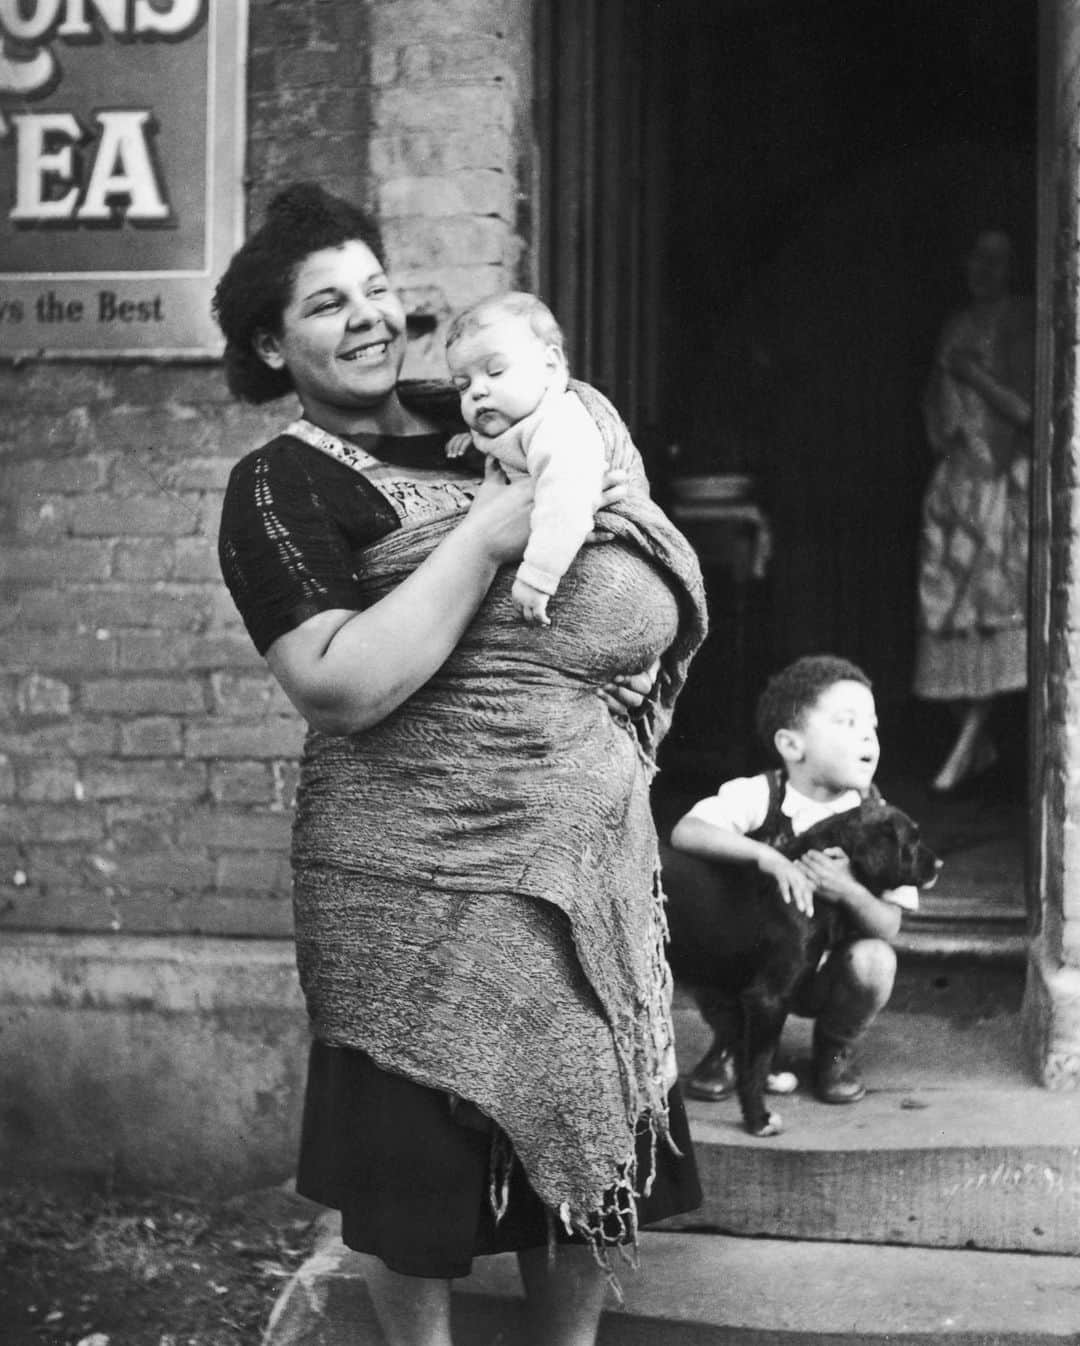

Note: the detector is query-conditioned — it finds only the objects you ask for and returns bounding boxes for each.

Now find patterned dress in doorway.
[913,295,1033,701]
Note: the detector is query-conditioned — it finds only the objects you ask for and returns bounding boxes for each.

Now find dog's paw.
[748,1110,784,1138]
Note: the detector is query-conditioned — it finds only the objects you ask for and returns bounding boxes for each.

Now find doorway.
[535,0,1037,943]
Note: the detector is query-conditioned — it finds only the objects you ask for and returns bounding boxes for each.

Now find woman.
[914,229,1034,794]
[213,183,707,1346]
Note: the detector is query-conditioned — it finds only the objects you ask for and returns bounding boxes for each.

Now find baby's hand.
[512,577,551,626]
[445,432,474,460]
[757,848,815,916]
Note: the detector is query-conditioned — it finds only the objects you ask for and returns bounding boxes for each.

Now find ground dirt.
[0,1178,323,1346]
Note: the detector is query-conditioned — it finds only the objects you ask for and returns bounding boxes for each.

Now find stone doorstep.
[4,935,1077,1252]
[670,992,1080,1254]
[262,976,1080,1342]
[263,1224,1080,1345]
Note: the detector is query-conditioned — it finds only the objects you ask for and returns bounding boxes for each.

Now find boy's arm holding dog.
[794,848,903,942]
[669,780,817,915]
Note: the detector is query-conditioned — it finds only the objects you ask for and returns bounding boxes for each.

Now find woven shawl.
[290,382,708,1238]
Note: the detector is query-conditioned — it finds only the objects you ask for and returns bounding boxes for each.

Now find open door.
[536,0,1036,948]
[533,0,667,453]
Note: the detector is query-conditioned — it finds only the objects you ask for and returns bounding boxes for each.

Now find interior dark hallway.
[649,0,1036,938]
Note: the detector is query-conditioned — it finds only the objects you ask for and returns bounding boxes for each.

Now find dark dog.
[663,798,941,1137]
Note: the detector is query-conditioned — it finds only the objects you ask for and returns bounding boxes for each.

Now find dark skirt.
[296,1040,702,1278]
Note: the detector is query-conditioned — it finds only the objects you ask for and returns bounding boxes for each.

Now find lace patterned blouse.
[218,417,482,656]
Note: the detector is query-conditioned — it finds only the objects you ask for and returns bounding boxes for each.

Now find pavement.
[261,957,1080,1344]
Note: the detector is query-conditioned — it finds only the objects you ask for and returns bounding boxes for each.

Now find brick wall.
[369,0,534,375]
[0,0,533,938]
[1040,7,1080,971]
[1019,0,1080,1089]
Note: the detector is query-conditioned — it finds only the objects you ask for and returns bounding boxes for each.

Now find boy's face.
[447,317,562,438]
[786,680,880,792]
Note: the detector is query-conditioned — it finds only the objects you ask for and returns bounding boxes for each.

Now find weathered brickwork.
[246,0,376,219]
[0,364,298,936]
[1020,3,1080,1088]
[369,0,535,372]
[1,0,533,942]
[1040,21,1080,967]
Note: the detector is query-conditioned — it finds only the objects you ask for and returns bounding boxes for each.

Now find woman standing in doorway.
[914,229,1034,794]
[213,183,707,1346]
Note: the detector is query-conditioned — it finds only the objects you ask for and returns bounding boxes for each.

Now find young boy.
[666,654,918,1105]
[445,292,608,626]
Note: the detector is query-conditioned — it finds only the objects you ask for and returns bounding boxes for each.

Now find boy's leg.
[685,994,798,1100]
[796,938,897,1103]
[687,989,739,1100]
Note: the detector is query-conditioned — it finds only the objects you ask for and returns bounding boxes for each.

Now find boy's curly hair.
[755,654,872,761]
[212,182,387,404]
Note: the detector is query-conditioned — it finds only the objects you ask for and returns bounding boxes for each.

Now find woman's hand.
[460,456,535,564]
[944,346,1032,435]
[944,347,983,383]
[758,848,816,915]
[598,467,631,508]
[587,467,631,542]
[598,659,660,716]
[266,460,538,736]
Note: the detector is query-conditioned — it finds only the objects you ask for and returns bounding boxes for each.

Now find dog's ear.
[848,818,891,856]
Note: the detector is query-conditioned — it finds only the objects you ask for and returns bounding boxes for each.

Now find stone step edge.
[264,1221,1080,1343]
[896,928,1028,960]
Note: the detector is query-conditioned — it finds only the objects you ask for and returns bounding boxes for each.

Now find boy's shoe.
[812,1030,867,1104]
[686,1047,800,1101]
[685,1045,736,1100]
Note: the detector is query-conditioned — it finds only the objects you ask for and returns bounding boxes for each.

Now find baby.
[445,292,607,625]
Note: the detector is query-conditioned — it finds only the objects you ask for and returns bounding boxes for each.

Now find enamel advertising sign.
[0,1,246,358]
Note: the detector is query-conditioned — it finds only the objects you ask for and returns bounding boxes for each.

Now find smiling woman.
[212,184,708,1346]
[251,239,414,437]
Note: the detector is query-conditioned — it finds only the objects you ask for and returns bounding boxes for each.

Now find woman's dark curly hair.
[755,654,872,761]
[212,182,387,403]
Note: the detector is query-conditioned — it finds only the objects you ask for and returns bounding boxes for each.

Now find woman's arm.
[946,349,1032,430]
[266,466,534,735]
[264,463,642,735]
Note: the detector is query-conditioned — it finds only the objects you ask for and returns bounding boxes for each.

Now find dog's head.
[793,799,941,895]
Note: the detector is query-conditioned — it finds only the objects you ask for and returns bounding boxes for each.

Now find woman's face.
[255,240,407,429]
[965,232,1012,304]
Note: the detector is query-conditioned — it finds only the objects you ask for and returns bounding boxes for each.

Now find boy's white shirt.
[686,774,919,912]
[471,369,607,596]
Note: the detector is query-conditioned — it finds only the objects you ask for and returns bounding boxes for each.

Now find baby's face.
[448,317,561,438]
[795,680,880,793]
